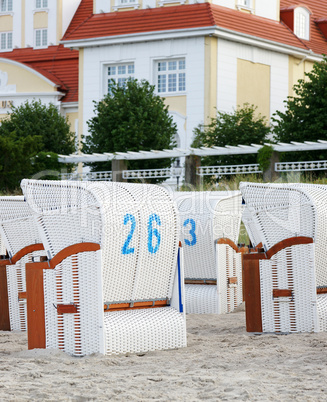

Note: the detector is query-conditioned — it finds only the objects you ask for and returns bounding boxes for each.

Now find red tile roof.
[0,45,79,102]
[280,0,327,55]
[64,0,93,39]
[61,2,320,53]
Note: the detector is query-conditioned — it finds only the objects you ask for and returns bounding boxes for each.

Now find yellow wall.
[34,12,48,29]
[288,56,314,97]
[163,96,186,116]
[237,58,270,119]
[204,36,217,124]
[0,61,55,92]
[21,0,25,47]
[0,114,8,122]
[0,15,13,32]
[57,0,63,43]
[66,111,78,132]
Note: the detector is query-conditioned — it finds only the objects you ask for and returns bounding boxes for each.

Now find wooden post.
[243,253,263,332]
[263,151,280,182]
[112,159,128,182]
[25,261,48,349]
[0,263,10,331]
[185,155,201,188]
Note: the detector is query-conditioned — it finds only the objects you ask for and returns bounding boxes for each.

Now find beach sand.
[0,308,326,401]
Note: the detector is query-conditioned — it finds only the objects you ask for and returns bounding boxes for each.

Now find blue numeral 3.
[183,218,197,246]
[122,214,136,255]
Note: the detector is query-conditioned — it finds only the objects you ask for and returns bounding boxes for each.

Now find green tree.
[273,55,327,161]
[84,79,177,181]
[192,104,270,167]
[0,100,76,191]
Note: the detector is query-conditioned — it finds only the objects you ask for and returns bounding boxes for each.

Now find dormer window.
[236,0,253,13]
[294,7,310,40]
[239,0,251,7]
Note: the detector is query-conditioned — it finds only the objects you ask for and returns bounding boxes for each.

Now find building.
[0,0,81,135]
[1,0,327,159]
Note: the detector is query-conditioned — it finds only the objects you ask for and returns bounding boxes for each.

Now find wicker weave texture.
[184,285,219,314]
[216,244,243,314]
[44,251,104,356]
[240,183,314,251]
[173,191,242,280]
[240,183,327,333]
[260,244,316,333]
[22,180,185,356]
[103,307,186,355]
[0,196,45,332]
[6,258,27,332]
[0,196,41,256]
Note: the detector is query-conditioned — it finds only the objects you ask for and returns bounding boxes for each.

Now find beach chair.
[173,191,244,314]
[21,179,186,356]
[0,196,45,331]
[240,182,327,333]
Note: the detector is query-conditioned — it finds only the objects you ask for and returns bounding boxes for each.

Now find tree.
[192,104,270,167]
[84,79,177,180]
[273,55,327,161]
[0,100,76,191]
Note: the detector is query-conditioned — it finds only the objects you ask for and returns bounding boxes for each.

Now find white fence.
[60,171,112,181]
[197,164,261,176]
[275,160,327,172]
[59,160,327,182]
[123,167,184,180]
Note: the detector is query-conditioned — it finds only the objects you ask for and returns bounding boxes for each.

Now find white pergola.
[58,140,327,163]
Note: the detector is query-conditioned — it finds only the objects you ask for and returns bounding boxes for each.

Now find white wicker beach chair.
[21,180,186,356]
[0,196,45,331]
[240,182,327,333]
[173,191,244,314]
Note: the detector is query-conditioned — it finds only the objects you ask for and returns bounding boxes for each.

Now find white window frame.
[236,0,253,13]
[34,28,48,48]
[35,0,48,9]
[113,0,139,11]
[158,0,185,6]
[0,0,13,13]
[294,7,310,40]
[105,62,135,95]
[0,31,13,51]
[155,58,186,96]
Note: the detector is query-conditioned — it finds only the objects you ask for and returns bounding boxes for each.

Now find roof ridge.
[64,13,93,41]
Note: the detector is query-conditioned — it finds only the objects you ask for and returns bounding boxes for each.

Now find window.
[294,7,310,40]
[239,0,250,6]
[156,59,186,94]
[36,0,48,8]
[0,0,13,12]
[35,28,47,48]
[119,0,135,4]
[107,63,134,93]
[0,32,13,50]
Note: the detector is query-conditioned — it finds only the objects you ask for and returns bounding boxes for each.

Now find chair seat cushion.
[103,307,186,355]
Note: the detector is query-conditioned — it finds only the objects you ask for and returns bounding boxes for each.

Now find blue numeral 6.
[148,213,161,254]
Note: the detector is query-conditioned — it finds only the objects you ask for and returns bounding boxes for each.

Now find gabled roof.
[64,0,93,39]
[280,0,327,54]
[0,45,79,103]
[61,2,321,54]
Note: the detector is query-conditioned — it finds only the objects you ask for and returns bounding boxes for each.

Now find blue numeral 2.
[183,218,197,246]
[121,214,136,255]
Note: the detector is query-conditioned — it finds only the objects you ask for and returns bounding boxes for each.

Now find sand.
[0,309,326,401]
